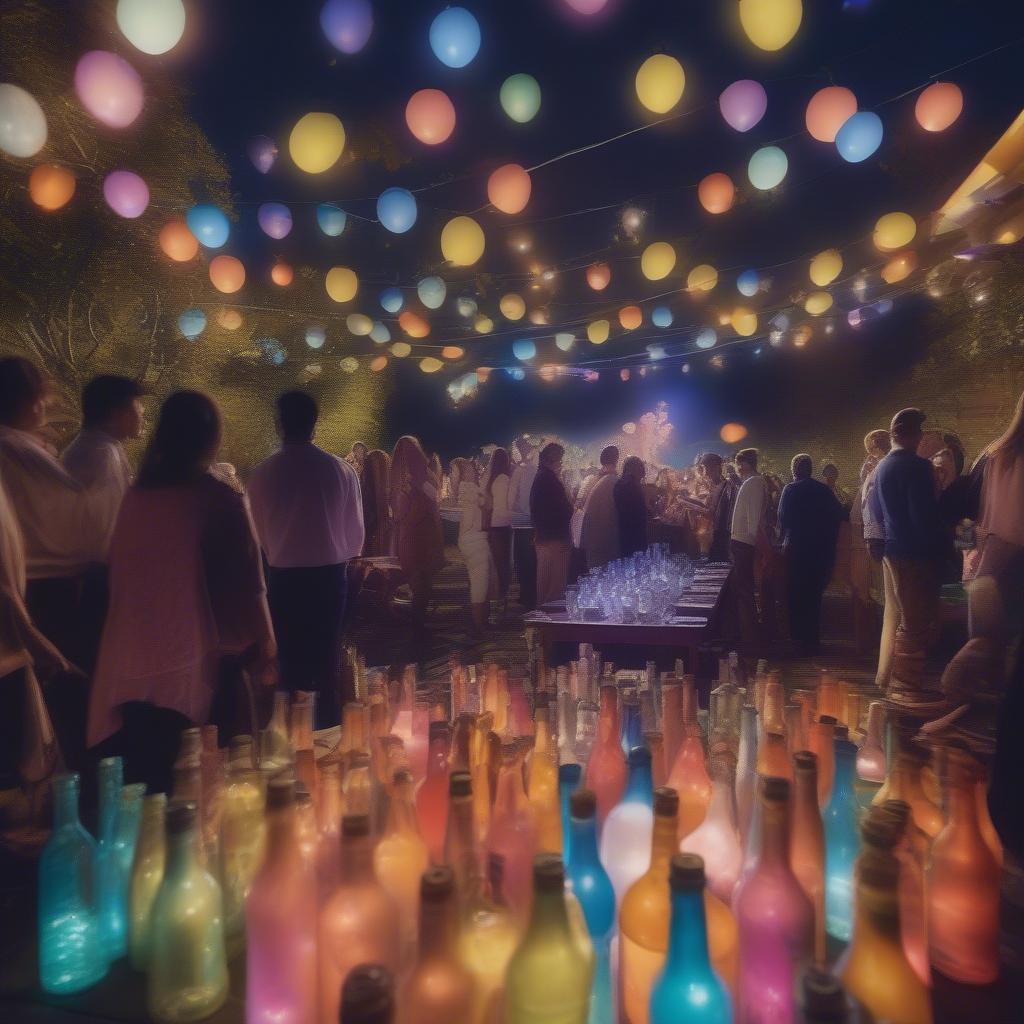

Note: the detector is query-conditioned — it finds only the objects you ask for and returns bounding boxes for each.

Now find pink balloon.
[563,0,609,13]
[74,50,144,129]
[103,170,149,218]
[719,80,767,133]
[405,89,456,145]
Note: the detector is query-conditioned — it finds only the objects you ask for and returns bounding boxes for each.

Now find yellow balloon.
[805,291,833,315]
[500,293,526,320]
[325,266,358,303]
[635,54,686,114]
[587,319,610,344]
[739,0,803,52]
[441,215,485,266]
[641,241,677,281]
[873,212,917,252]
[347,313,373,335]
[687,264,718,293]
[289,112,346,174]
[474,315,494,334]
[809,249,843,287]
[391,342,412,357]
[420,357,443,373]
[732,307,757,336]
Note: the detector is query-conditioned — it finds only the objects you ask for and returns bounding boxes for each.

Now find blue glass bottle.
[650,854,732,1024]
[566,789,616,1024]
[620,696,644,755]
[95,756,127,963]
[38,773,107,994]
[824,729,861,941]
[559,763,582,864]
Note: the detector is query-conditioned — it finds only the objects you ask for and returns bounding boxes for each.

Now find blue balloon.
[320,0,373,55]
[652,306,673,328]
[512,368,526,381]
[417,275,447,309]
[186,204,230,249]
[747,145,788,191]
[835,111,883,163]
[370,321,391,344]
[377,187,418,234]
[429,7,480,69]
[317,203,347,237]
[737,269,760,297]
[178,308,207,339]
[305,326,326,349]
[695,328,717,349]
[380,287,404,313]
[512,338,536,361]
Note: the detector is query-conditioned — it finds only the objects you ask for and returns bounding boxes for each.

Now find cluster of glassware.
[565,544,701,623]
[38,653,1002,1023]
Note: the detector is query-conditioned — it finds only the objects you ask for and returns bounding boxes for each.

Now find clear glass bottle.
[219,754,266,943]
[824,730,861,942]
[600,746,654,903]
[529,698,562,854]
[147,801,228,1023]
[790,751,826,964]
[38,773,106,994]
[341,963,395,1024]
[645,731,667,789]
[735,705,759,845]
[574,700,600,775]
[486,738,538,923]
[262,691,294,773]
[681,751,742,906]
[875,744,944,840]
[95,755,124,963]
[130,793,167,971]
[585,684,627,826]
[416,721,451,863]
[650,854,732,1024]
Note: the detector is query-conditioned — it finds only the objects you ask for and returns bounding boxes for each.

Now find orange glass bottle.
[809,715,836,808]
[486,738,538,923]
[790,751,826,964]
[416,722,451,863]
[586,684,627,826]
[874,743,944,840]
[528,698,562,854]
[666,680,711,842]
[444,771,482,907]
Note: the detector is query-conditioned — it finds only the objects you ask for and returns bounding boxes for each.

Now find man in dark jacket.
[530,442,573,606]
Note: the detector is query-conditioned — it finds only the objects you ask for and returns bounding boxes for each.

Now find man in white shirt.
[509,438,539,609]
[247,390,364,728]
[729,447,768,654]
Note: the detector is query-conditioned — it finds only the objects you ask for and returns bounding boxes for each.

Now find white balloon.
[116,0,187,56]
[0,84,47,158]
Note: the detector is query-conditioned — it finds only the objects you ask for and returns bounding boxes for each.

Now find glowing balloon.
[720,423,748,444]
[487,164,532,214]
[739,0,803,51]
[370,322,390,344]
[563,0,608,13]
[647,344,667,361]
[257,202,293,239]
[698,172,735,214]
[620,371,631,383]
[513,339,536,361]
[209,255,245,294]
[500,74,541,123]
[528,309,548,326]
[217,308,243,331]
[881,251,917,284]
[103,171,149,218]
[305,326,327,349]
[695,328,717,349]
[248,136,278,174]
[74,51,143,129]
[719,79,767,132]
[29,165,75,210]
[347,314,373,336]
[619,306,642,330]
[500,293,526,321]
[748,146,788,190]
[377,187,418,233]
[429,7,480,69]
[177,309,206,339]
[873,212,916,252]
[440,216,485,266]
[420,357,443,373]
[476,366,492,382]
[836,110,883,163]
[271,261,294,287]
[317,203,347,236]
[158,220,198,262]
[586,262,611,290]
[587,320,610,344]
[326,266,359,303]
[399,311,430,338]
[406,89,456,145]
[687,264,718,293]
[555,332,575,350]
[370,356,388,372]
[320,0,373,54]
[635,54,686,114]
[0,84,47,157]
[641,241,676,281]
[736,269,760,297]
[340,357,359,373]
[915,82,963,132]
[442,346,465,360]
[474,315,494,334]
[187,204,230,249]
[380,287,403,312]
[289,112,345,174]
[417,276,447,309]
[732,308,757,336]
[809,249,843,286]
[805,86,857,143]
[116,0,186,55]
[456,297,478,317]
[652,307,673,328]
[805,291,833,315]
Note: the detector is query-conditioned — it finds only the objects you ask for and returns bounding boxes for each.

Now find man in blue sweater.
[868,408,946,707]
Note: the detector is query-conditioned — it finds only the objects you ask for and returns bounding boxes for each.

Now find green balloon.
[500,74,541,124]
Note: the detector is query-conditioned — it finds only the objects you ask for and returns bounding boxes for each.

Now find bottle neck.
[665,887,712,972]
[568,814,601,867]
[53,781,80,831]
[528,883,572,937]
[166,829,200,876]
[624,759,653,804]
[649,811,678,876]
[758,799,791,869]
[341,833,375,884]
[386,784,418,835]
[427,738,450,777]
[419,895,458,960]
[853,879,903,946]
[265,806,298,865]
[138,806,165,850]
[495,759,526,815]
[831,742,857,798]
[446,796,479,891]
[598,689,619,744]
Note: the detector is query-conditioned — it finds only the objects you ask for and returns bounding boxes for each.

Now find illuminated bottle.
[797,968,855,1023]
[219,754,266,943]
[650,855,732,1024]
[620,695,644,755]
[504,855,594,1024]
[246,778,316,1024]
[681,751,742,906]
[645,731,667,789]
[416,722,451,863]
[856,702,886,784]
[94,756,124,963]
[586,684,627,826]
[290,694,318,807]
[316,760,343,899]
[401,866,476,1024]
[147,802,228,1023]
[810,716,836,808]
[262,691,294,772]
[529,697,563,853]
[319,814,400,1024]
[659,678,684,773]
[444,771,482,906]
[734,777,813,1024]
[790,752,826,964]
[735,705,758,845]
[816,670,841,722]
[471,712,494,846]
[824,729,860,942]
[38,772,106,994]
[601,746,654,903]
[486,738,538,922]
[342,963,395,1024]
[559,763,583,863]
[100,781,145,964]
[130,793,167,971]
[666,679,711,841]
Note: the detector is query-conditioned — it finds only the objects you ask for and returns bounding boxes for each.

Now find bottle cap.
[559,763,582,786]
[761,776,790,802]
[295,785,313,808]
[860,809,898,850]
[834,724,849,740]
[532,854,565,891]
[570,789,597,819]
[266,776,295,811]
[421,865,455,901]
[801,968,848,1020]
[449,771,472,798]
[793,750,818,773]
[669,853,705,890]
[340,964,394,1023]
[627,746,652,768]
[342,813,371,838]
[653,787,679,816]
[166,800,197,834]
[818,715,837,726]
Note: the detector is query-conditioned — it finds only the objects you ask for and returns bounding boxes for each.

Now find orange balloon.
[698,172,735,214]
[370,356,389,372]
[881,251,917,284]
[159,219,199,262]
[477,367,492,382]
[209,255,245,294]
[586,262,611,291]
[405,88,456,145]
[271,261,294,286]
[487,163,531,215]
[217,308,243,330]
[915,82,963,132]
[619,305,642,330]
[399,311,430,338]
[441,345,465,359]
[539,364,558,382]
[805,86,858,143]
[720,422,748,444]
[28,164,75,211]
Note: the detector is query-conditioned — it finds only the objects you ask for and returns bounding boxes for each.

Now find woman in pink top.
[87,391,276,793]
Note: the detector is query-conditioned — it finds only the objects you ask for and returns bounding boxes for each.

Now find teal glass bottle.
[95,755,126,963]
[39,773,107,994]
[824,729,861,942]
[566,789,615,1024]
[620,696,644,756]
[559,763,582,864]
[650,854,732,1024]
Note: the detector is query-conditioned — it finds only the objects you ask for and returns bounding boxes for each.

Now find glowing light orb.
[563,0,609,13]
[177,308,206,339]
[417,276,447,309]
[915,82,963,132]
[652,307,673,328]
[380,287,403,313]
[513,339,536,361]
[474,315,494,334]
[377,187,418,233]
[805,291,833,315]
[809,249,843,286]
[619,305,642,330]
[257,202,292,239]
[248,136,278,174]
[695,328,717,349]
[217,308,243,331]
[101,170,149,219]
[116,0,186,55]
[586,262,611,290]
[29,165,75,211]
[456,297,478,317]
[748,146,788,190]
[881,251,917,284]
[0,84,47,157]
[442,346,465,359]
[289,112,345,174]
[305,326,327,349]
[406,89,456,145]
[317,203,347,237]
[391,342,411,358]
[587,319,610,344]
[370,355,388,372]
[370,321,391,344]
[74,51,144,129]
[500,74,541,123]
[737,269,760,297]
[429,7,481,69]
[186,204,230,249]
[340,356,359,373]
[555,332,575,350]
[805,86,857,143]
[719,79,767,132]
[835,111,883,163]
[325,266,359,303]
[647,344,667,361]
[500,293,526,321]
[347,313,373,336]
[687,264,718,293]
[271,261,294,287]
[487,163,532,214]
[873,212,916,252]
[209,255,245,294]
[720,422,748,444]
[320,0,373,54]
[440,216,485,266]
[732,308,757,336]
[420,357,443,373]
[399,311,430,337]
[635,54,686,114]
[698,172,735,214]
[739,0,803,52]
[641,241,676,281]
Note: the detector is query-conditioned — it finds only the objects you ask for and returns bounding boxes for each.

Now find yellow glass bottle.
[218,755,266,944]
[528,697,562,854]
[129,793,167,971]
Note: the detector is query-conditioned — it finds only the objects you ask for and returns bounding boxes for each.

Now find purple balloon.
[103,170,149,218]
[247,135,278,174]
[257,202,292,239]
[719,79,767,133]
[320,0,373,54]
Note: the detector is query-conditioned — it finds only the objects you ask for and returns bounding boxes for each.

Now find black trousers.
[267,563,348,729]
[513,528,537,610]
[787,554,831,656]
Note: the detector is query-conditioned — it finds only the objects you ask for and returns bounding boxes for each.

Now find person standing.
[360,449,392,557]
[484,446,513,605]
[509,438,539,609]
[248,392,363,728]
[452,458,493,642]
[729,447,769,655]
[579,445,620,571]
[614,456,649,557]
[530,443,573,606]
[699,452,733,562]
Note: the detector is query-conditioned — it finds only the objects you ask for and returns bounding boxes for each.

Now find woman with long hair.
[483,446,512,609]
[360,449,392,556]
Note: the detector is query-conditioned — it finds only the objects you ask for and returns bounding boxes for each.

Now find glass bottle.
[856,702,886,784]
[824,731,861,942]
[486,738,538,922]
[681,751,742,906]
[645,731,667,789]
[103,781,145,964]
[620,695,644,755]
[734,777,813,1024]
[650,854,732,1024]
[219,754,266,943]
[600,746,654,904]
[735,705,759,845]
[247,777,317,1024]
[95,755,124,963]
[810,716,836,809]
[38,773,106,994]
[444,771,482,907]
[586,684,627,826]
[471,712,494,846]
[529,698,562,854]
[559,763,583,864]
[401,866,476,1024]
[290,694,318,806]
[416,721,451,863]
[147,802,228,1023]
[130,793,167,971]
[574,700,600,774]
[319,814,400,1024]
[666,731,711,842]
[341,963,395,1024]
[790,752,826,964]
[504,855,594,1024]
[316,760,343,900]
[875,743,944,840]
[797,968,856,1023]
[660,678,684,771]
[262,691,294,772]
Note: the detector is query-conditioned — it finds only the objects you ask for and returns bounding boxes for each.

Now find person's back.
[872,448,942,561]
[780,476,842,556]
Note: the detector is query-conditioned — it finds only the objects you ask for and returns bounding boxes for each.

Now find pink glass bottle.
[585,684,627,826]
[415,722,451,863]
[735,705,759,846]
[681,751,743,906]
[790,752,826,964]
